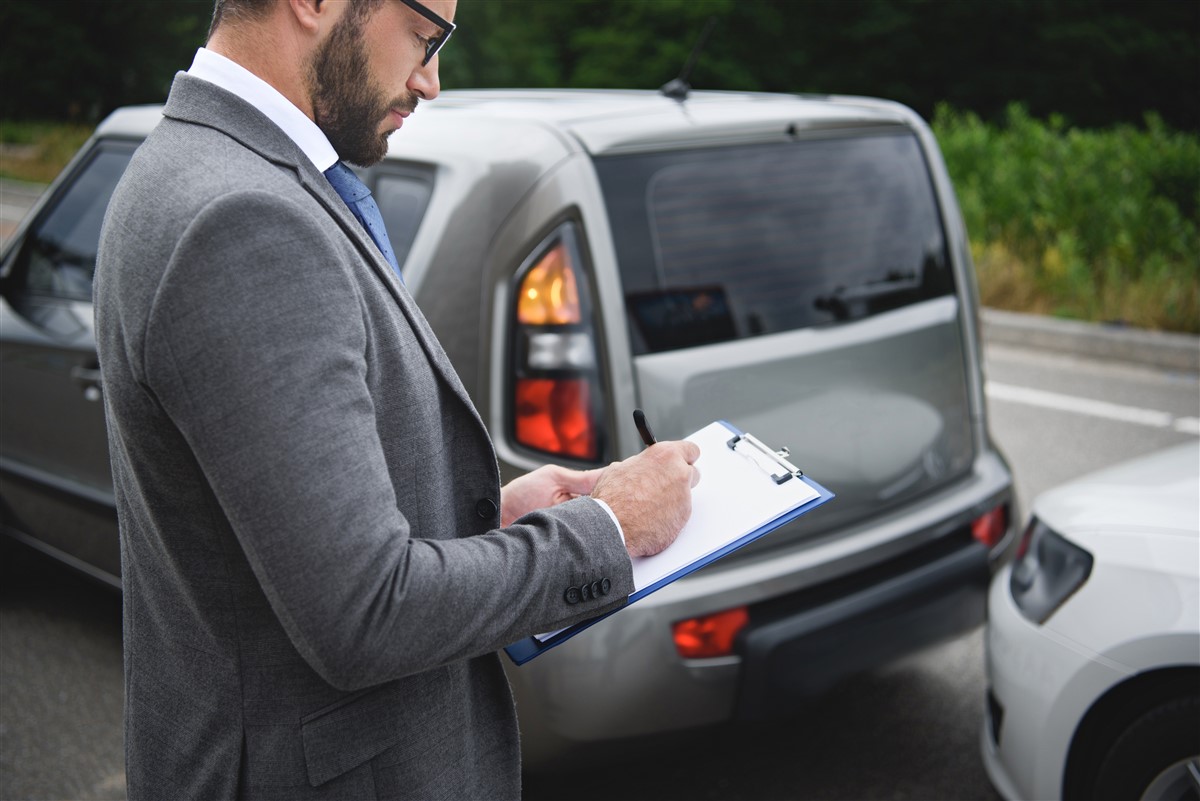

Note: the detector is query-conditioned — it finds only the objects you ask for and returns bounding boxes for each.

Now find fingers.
[555,465,605,497]
[644,440,699,466]
[661,442,701,488]
[590,438,702,558]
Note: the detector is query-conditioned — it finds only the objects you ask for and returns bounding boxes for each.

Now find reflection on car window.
[21,145,134,301]
[373,169,434,271]
[595,132,955,354]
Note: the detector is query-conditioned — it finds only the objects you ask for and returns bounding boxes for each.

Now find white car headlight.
[1009,518,1094,624]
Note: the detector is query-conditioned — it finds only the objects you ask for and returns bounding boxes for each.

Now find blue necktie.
[324,162,402,280]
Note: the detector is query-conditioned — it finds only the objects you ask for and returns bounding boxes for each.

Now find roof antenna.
[659,16,718,102]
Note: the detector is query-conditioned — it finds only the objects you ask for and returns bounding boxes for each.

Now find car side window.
[371,168,435,272]
[15,142,136,302]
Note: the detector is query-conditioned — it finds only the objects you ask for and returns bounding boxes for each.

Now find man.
[93,1,700,798]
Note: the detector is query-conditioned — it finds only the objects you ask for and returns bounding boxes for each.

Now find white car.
[982,441,1199,801]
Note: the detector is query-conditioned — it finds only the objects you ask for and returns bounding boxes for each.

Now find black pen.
[633,408,657,447]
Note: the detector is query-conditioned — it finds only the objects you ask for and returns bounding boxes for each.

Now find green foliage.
[440,0,746,92]
[935,104,1200,332]
[0,120,93,183]
[2,0,1197,131]
[441,0,1199,131]
[0,1,210,123]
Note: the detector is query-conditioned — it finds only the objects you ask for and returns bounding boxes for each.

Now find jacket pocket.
[301,666,451,787]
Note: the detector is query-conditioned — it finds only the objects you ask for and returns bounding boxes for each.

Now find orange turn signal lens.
[672,606,750,659]
[971,504,1009,549]
[516,241,582,325]
[514,378,597,460]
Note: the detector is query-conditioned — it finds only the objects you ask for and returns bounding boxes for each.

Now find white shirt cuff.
[590,498,625,545]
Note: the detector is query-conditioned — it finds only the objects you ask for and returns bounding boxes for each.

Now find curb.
[981,308,1200,375]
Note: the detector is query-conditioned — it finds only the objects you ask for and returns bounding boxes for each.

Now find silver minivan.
[0,88,1014,766]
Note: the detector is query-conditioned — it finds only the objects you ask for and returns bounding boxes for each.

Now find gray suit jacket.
[94,73,633,801]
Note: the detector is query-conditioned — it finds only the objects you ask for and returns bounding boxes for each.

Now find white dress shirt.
[187,47,339,172]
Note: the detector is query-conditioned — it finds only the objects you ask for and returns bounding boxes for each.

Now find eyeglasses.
[397,0,456,66]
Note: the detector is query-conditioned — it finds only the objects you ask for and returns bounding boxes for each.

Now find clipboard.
[504,420,834,665]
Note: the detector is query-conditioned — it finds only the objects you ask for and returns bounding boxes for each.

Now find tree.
[2,0,1196,130]
[0,1,210,122]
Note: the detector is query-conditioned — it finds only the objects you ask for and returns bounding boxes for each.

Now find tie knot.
[324,161,371,204]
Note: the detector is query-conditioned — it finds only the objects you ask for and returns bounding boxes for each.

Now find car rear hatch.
[591,121,976,551]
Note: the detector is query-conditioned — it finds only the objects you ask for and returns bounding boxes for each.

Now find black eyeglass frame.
[396,0,456,66]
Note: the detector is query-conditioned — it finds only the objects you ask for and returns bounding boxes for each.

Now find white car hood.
[1034,441,1199,575]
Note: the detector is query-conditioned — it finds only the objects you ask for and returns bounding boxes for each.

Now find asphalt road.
[3,335,1196,801]
[0,541,125,801]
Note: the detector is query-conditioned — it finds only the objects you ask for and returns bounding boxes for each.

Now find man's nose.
[408,57,440,101]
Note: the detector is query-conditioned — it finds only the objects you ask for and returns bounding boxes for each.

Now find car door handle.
[70,365,104,401]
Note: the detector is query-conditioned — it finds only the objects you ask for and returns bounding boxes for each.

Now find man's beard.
[307,8,417,166]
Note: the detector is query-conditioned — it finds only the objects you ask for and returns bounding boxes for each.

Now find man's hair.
[208,0,385,41]
[208,0,275,40]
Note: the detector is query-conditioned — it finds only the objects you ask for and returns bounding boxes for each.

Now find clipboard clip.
[726,432,803,484]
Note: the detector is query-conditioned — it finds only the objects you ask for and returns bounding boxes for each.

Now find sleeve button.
[475,498,498,520]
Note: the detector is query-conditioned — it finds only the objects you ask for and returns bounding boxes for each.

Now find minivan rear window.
[594,131,955,354]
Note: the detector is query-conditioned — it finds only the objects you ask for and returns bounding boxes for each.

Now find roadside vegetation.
[2,110,1197,333]
[0,121,92,184]
[935,104,1199,334]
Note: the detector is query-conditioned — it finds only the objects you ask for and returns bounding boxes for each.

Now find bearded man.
[93,2,700,799]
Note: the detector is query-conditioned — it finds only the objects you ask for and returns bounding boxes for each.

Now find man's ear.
[286,0,335,35]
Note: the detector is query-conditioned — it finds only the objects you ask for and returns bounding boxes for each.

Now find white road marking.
[986,381,1199,436]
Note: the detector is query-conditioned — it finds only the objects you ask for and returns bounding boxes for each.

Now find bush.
[934,103,1199,333]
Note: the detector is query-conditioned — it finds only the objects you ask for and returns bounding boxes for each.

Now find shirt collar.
[186,47,340,172]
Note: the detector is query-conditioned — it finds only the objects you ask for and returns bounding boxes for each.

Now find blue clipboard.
[504,420,835,665]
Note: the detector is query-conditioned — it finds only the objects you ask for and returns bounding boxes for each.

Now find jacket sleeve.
[141,189,634,689]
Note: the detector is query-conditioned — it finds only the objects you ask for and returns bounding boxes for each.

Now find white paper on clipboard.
[628,421,819,592]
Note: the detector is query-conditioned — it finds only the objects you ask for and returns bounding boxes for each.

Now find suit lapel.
[161,73,484,422]
[296,163,486,423]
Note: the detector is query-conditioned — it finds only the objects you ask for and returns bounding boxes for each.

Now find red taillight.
[972,504,1009,549]
[672,607,750,659]
[514,378,597,460]
[511,226,604,462]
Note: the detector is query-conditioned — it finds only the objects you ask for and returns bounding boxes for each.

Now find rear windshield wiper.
[814,271,919,321]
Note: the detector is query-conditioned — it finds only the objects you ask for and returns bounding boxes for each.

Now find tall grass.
[934,104,1199,333]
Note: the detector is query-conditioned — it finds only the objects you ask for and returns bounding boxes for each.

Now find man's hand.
[592,441,701,558]
[500,464,603,527]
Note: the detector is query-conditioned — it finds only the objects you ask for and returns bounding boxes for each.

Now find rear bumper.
[737,536,988,719]
[509,450,1013,766]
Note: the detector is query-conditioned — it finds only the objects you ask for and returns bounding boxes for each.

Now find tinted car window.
[372,168,434,271]
[595,132,955,354]
[18,143,135,301]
